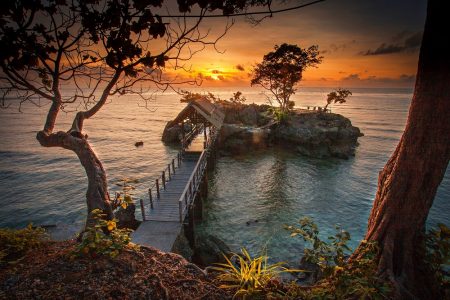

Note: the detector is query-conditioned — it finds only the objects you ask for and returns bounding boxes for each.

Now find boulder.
[239,104,258,125]
[296,257,323,286]
[192,234,232,267]
[271,111,363,159]
[171,227,194,261]
[115,203,140,230]
[219,124,270,155]
[218,102,270,126]
[161,120,181,144]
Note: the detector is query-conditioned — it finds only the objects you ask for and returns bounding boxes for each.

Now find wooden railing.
[181,123,204,150]
[178,127,218,222]
[138,124,216,221]
[139,149,184,221]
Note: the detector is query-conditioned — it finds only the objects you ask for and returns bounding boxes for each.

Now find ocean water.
[0,87,448,264]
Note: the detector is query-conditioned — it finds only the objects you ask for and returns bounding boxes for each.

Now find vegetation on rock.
[0,225,47,266]
[323,88,352,111]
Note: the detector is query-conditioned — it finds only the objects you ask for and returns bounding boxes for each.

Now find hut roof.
[173,98,225,128]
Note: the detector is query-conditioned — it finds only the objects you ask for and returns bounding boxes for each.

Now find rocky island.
[163,102,363,159]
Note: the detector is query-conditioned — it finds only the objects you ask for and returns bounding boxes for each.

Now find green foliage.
[425,223,450,291]
[285,217,351,277]
[251,43,322,112]
[0,224,47,265]
[113,177,139,210]
[324,88,352,111]
[74,209,137,259]
[287,240,392,299]
[268,107,289,124]
[179,90,221,103]
[286,218,391,299]
[211,248,299,299]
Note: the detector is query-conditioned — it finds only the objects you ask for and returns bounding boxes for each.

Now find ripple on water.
[0,88,449,265]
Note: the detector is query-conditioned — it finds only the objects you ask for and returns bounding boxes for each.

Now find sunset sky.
[170,0,427,88]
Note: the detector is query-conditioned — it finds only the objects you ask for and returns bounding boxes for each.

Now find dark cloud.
[330,43,346,52]
[362,31,422,56]
[391,30,411,42]
[324,40,356,54]
[341,73,416,85]
[404,31,422,48]
[342,74,361,81]
[235,64,245,71]
[399,74,415,81]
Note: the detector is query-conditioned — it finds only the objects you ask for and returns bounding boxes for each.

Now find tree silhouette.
[323,88,352,111]
[251,43,322,112]
[0,0,266,228]
[352,0,450,298]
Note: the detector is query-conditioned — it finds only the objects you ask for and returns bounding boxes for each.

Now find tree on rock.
[323,88,352,112]
[251,43,322,112]
[353,0,450,298]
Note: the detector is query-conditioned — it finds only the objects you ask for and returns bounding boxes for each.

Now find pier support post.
[139,199,146,221]
[156,179,160,199]
[193,193,203,224]
[162,171,166,189]
[148,188,153,209]
[184,205,195,248]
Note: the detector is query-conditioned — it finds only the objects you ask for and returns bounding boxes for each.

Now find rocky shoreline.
[163,102,363,159]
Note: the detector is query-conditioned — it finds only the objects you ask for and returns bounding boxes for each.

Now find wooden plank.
[132,129,216,252]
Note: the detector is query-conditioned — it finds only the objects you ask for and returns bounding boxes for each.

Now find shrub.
[425,223,450,293]
[285,217,351,277]
[0,224,48,265]
[269,107,289,124]
[286,240,392,299]
[211,248,300,299]
[112,177,138,210]
[229,91,246,105]
[73,209,138,259]
[285,218,391,298]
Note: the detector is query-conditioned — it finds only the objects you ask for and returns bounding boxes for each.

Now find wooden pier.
[132,99,223,252]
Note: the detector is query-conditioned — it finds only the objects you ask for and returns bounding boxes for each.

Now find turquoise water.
[0,87,448,265]
[196,88,450,264]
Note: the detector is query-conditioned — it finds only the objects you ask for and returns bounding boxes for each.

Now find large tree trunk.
[354,0,450,299]
[36,130,114,228]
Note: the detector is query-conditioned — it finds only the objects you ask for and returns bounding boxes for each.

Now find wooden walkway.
[132,98,223,252]
[144,158,198,222]
[131,136,204,251]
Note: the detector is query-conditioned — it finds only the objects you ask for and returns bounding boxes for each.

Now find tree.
[229,91,246,104]
[0,0,263,228]
[251,43,322,112]
[323,88,351,111]
[353,0,450,298]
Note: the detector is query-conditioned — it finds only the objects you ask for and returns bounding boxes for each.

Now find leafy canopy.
[324,88,352,110]
[251,43,322,112]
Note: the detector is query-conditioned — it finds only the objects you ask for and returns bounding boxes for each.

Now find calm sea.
[0,87,448,264]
